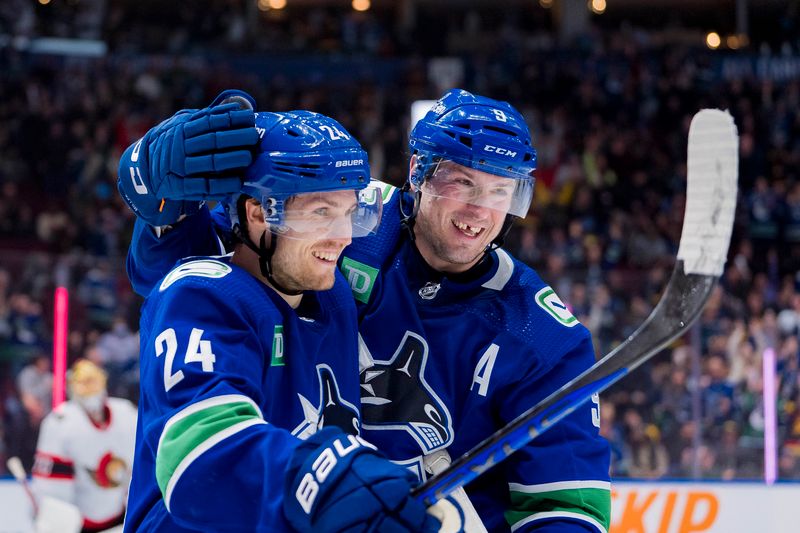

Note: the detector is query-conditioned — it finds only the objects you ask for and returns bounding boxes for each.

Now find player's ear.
[244,198,266,230]
[408,155,419,192]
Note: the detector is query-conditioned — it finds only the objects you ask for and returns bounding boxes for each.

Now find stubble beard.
[269,241,337,293]
[414,212,488,268]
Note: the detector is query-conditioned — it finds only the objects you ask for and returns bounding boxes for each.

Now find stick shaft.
[7,456,39,516]
[413,265,717,504]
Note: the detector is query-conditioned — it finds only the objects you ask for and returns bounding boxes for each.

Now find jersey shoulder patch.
[371,178,398,203]
[159,258,232,292]
[534,285,579,328]
[505,260,582,330]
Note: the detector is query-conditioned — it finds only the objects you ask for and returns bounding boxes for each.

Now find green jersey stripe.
[163,418,266,511]
[506,486,610,532]
[156,394,263,453]
[156,395,265,509]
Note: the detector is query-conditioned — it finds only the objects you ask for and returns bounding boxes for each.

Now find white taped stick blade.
[677,109,739,276]
[35,496,83,533]
[7,456,26,482]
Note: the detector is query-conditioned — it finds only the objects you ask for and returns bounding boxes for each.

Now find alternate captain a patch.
[535,286,579,327]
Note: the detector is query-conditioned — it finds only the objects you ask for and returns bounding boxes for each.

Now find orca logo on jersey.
[359,331,454,453]
[293,364,360,439]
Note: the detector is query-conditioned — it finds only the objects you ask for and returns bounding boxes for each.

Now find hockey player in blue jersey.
[120,89,611,532]
[120,103,448,532]
[349,91,611,532]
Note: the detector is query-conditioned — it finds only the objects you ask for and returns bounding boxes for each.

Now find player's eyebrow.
[293,194,357,210]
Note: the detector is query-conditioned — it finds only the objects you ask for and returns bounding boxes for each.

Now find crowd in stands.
[1,4,800,483]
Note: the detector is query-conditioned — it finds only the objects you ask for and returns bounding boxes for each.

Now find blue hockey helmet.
[408,89,536,220]
[226,111,382,240]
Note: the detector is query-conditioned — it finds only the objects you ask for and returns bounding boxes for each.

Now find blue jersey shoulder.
[343,180,404,268]
[486,249,593,372]
[143,255,283,332]
[156,256,236,292]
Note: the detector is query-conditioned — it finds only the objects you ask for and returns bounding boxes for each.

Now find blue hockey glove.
[284,427,443,533]
[117,89,259,226]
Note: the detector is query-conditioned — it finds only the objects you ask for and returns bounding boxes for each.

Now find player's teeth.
[312,251,337,261]
[453,220,482,236]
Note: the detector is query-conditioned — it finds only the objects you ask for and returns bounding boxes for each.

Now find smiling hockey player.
[120,89,610,532]
[121,104,447,532]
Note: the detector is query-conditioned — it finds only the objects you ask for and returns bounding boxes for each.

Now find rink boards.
[1,479,799,532]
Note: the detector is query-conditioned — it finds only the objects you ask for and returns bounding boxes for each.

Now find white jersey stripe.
[482,248,514,291]
[510,510,608,533]
[508,479,611,494]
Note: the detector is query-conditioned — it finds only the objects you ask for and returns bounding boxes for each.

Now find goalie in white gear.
[32,360,137,532]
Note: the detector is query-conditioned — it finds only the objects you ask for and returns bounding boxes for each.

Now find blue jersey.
[125,255,361,532]
[341,186,611,532]
[127,187,611,532]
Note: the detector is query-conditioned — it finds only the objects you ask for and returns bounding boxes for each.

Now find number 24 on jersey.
[154,328,216,392]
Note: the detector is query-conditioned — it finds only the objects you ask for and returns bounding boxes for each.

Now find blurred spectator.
[0,6,800,482]
[16,353,52,425]
[628,423,669,480]
[94,316,139,399]
[11,353,52,470]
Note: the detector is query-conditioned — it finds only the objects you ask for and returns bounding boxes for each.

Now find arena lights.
[38,0,50,4]
[539,0,553,8]
[589,0,606,14]
[706,31,721,49]
[727,34,749,49]
[352,0,370,11]
[257,0,286,10]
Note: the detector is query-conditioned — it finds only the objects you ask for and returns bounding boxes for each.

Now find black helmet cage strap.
[402,153,519,254]
[399,181,421,242]
[233,200,304,297]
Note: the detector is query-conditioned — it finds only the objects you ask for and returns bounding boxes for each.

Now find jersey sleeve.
[138,279,300,531]
[32,410,76,505]
[499,330,611,533]
[126,205,225,297]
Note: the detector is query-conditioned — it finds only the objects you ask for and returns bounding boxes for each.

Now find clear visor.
[420,159,533,218]
[264,185,383,240]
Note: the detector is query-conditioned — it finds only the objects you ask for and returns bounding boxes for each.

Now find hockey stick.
[7,456,39,515]
[412,109,739,505]
[8,456,85,533]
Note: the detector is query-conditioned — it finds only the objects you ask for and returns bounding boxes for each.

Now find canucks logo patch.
[379,183,397,203]
[535,286,579,327]
[159,260,232,291]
